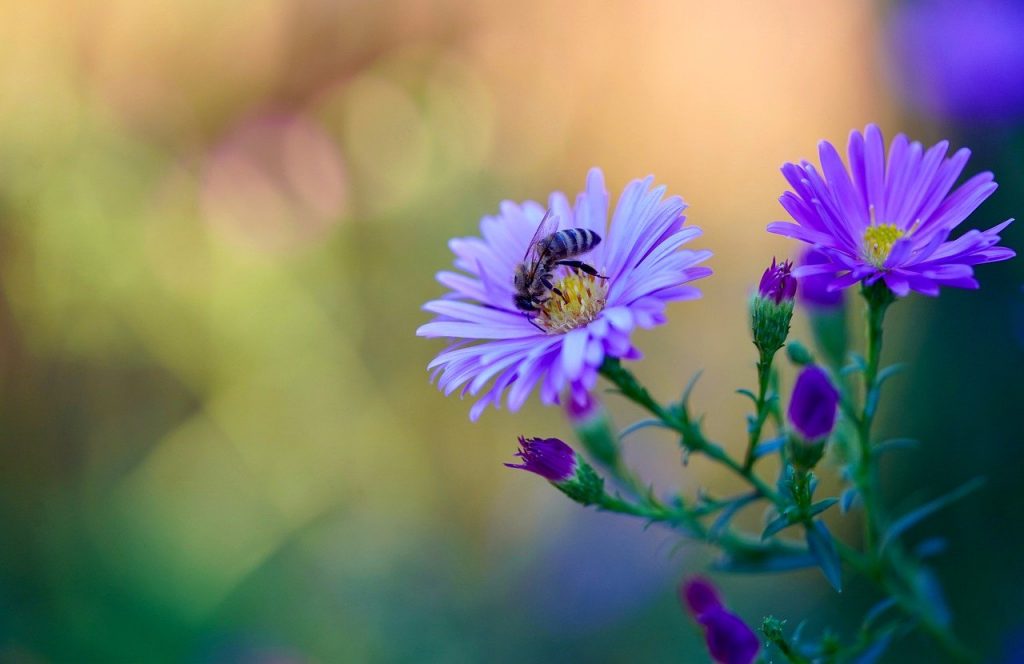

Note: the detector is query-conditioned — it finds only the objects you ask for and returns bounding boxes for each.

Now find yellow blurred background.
[1,1,1021,662]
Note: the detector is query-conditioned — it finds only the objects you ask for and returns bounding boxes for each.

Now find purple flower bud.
[505,436,578,483]
[788,365,840,442]
[798,248,843,310]
[680,577,760,664]
[758,258,797,304]
[681,576,722,615]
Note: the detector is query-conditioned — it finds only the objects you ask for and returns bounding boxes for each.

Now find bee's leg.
[541,277,569,302]
[524,314,546,332]
[556,260,607,279]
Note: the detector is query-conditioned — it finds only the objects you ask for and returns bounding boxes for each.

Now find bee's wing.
[522,209,558,261]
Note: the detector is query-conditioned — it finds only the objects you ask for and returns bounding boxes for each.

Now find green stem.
[598,353,978,662]
[742,351,775,471]
[857,282,894,560]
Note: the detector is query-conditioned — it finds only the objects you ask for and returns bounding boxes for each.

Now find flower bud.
[786,365,839,470]
[506,436,604,505]
[565,392,619,468]
[751,258,796,357]
[758,257,798,304]
[680,577,760,664]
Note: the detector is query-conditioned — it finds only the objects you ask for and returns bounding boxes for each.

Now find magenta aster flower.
[768,124,1015,297]
[418,168,711,420]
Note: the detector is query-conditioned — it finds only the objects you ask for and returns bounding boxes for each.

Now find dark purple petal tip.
[505,436,578,483]
[758,258,797,304]
[788,365,840,441]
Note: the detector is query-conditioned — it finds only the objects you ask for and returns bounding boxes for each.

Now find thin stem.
[742,351,775,471]
[856,282,894,559]
[598,353,978,662]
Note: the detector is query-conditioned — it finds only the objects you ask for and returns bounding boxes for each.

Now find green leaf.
[712,541,815,574]
[753,436,785,459]
[865,386,881,419]
[880,477,986,552]
[876,362,907,386]
[841,354,867,377]
[807,497,838,518]
[911,567,951,627]
[861,597,898,631]
[914,537,948,559]
[851,630,895,664]
[805,520,842,592]
[736,388,757,404]
[618,418,670,440]
[762,512,795,540]
[681,369,704,406]
[709,491,760,540]
[874,437,919,455]
[840,487,859,513]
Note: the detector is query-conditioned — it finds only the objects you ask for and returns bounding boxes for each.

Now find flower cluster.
[419,126,1016,661]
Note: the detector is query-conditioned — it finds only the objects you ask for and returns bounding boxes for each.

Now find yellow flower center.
[863,224,905,267]
[539,272,608,334]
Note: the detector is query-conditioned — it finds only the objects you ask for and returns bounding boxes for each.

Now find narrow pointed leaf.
[762,513,795,540]
[709,491,760,539]
[914,537,948,559]
[736,388,757,404]
[874,437,919,455]
[805,520,842,592]
[618,418,670,440]
[881,477,986,552]
[681,369,704,406]
[840,487,860,513]
[876,362,907,386]
[753,436,785,459]
[807,497,838,518]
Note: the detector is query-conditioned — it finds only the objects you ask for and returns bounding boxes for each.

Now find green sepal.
[555,462,605,506]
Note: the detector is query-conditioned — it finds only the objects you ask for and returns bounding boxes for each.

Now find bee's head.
[513,293,537,312]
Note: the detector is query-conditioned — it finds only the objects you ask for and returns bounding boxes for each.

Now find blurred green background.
[0,1,1021,662]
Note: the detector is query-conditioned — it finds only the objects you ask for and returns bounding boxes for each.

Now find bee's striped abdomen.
[544,228,601,258]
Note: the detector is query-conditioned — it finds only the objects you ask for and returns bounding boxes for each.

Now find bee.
[513,210,606,319]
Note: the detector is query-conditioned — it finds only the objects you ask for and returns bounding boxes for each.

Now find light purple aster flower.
[758,258,797,304]
[418,168,712,420]
[768,124,1015,297]
[788,365,839,442]
[680,577,760,664]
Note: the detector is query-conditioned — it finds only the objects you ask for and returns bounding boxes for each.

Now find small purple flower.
[887,0,1024,124]
[788,365,839,442]
[798,248,843,310]
[505,436,577,483]
[768,124,1015,297]
[681,577,760,664]
[758,258,797,304]
[419,168,711,419]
